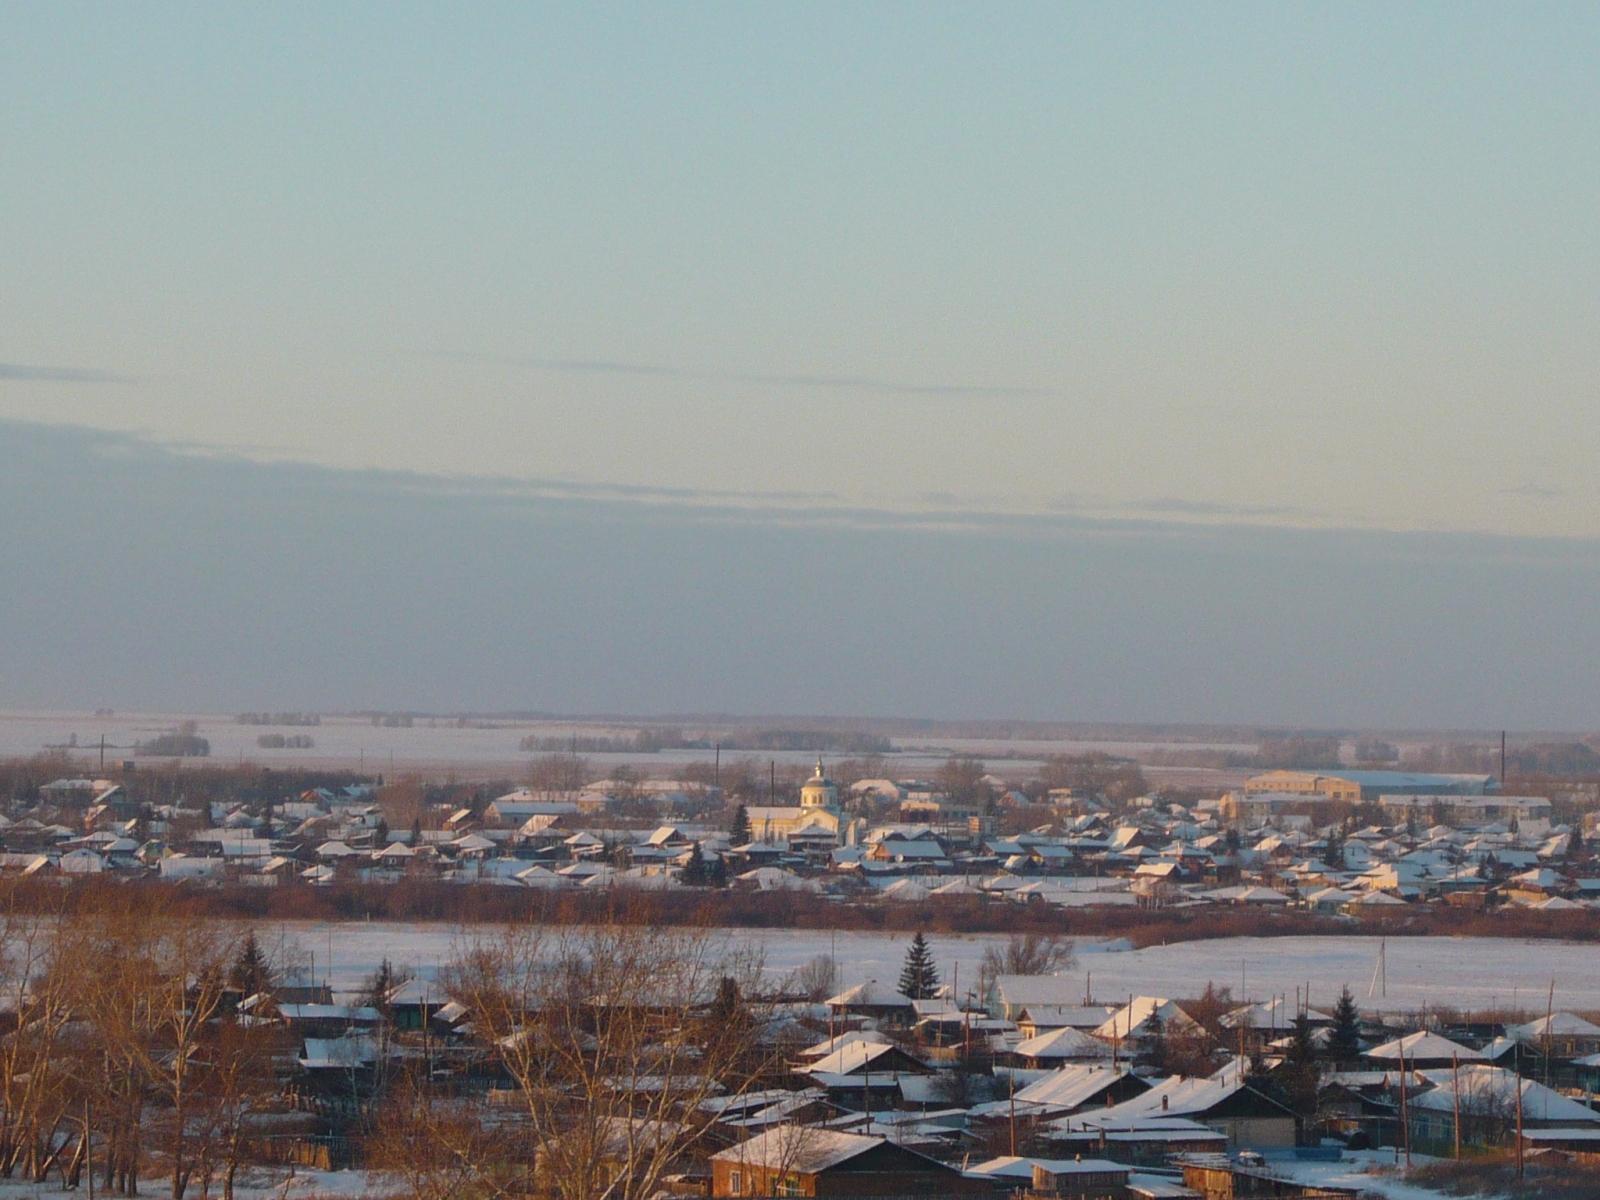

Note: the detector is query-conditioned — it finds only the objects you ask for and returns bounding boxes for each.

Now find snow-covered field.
[267,923,1596,1016]
[0,707,1251,777]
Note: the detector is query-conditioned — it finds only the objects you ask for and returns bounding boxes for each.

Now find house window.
[777,1177,803,1198]
[728,1170,741,1194]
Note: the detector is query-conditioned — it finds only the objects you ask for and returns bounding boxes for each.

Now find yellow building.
[1243,769,1495,805]
[745,758,844,842]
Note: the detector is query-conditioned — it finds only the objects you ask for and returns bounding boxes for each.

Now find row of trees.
[0,885,810,1200]
[378,924,789,1200]
[0,888,291,1198]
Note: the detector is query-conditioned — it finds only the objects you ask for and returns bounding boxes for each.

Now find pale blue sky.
[3,4,1599,722]
[6,2,1598,534]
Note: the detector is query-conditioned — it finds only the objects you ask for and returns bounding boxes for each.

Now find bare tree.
[434,922,782,1200]
[0,888,77,1182]
[788,954,840,1003]
[978,933,1076,1001]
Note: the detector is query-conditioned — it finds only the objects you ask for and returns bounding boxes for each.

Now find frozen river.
[262,923,1592,1018]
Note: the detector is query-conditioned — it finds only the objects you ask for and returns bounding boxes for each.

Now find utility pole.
[1009,1082,1017,1155]
[1452,1052,1462,1159]
[1544,979,1556,1091]
[1515,1044,1526,1179]
[1397,1044,1411,1167]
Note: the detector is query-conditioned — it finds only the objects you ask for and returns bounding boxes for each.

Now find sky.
[3,3,1599,725]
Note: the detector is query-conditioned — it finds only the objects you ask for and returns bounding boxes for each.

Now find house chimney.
[1161,1094,1169,1111]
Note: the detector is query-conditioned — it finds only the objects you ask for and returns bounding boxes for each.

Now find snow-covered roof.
[709,1124,882,1172]
[1013,1025,1112,1061]
[1366,1030,1483,1062]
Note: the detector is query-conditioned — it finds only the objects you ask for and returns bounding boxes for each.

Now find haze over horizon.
[4,4,1598,727]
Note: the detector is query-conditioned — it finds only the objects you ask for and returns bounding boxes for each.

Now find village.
[3,756,1594,919]
[0,753,1598,1198]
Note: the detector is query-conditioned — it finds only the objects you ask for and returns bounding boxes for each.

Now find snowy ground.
[0,707,1251,777]
[1267,1150,1465,1200]
[0,1166,395,1199]
[268,923,1599,1016]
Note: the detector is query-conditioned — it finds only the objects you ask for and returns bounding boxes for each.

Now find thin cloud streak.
[438,351,1055,399]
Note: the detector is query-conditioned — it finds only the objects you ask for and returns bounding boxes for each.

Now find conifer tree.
[1137,1008,1168,1072]
[1324,828,1346,870]
[706,853,728,889]
[897,931,939,999]
[1328,985,1362,1064]
[680,842,708,886]
[730,804,752,845]
[229,930,273,997]
[1280,1012,1321,1114]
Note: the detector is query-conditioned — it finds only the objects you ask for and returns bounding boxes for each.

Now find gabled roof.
[964,1156,1127,1181]
[1366,1030,1483,1062]
[1094,997,1198,1041]
[1019,1003,1119,1029]
[1510,1012,1600,1042]
[1072,1073,1294,1125]
[805,1039,909,1076]
[990,975,1079,1007]
[798,1029,890,1060]
[709,1124,881,1172]
[972,1064,1135,1118]
[826,980,912,1009]
[1413,1065,1600,1123]
[1014,1025,1112,1060]
[1221,998,1332,1030]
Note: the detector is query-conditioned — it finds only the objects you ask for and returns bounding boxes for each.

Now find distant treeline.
[135,733,210,757]
[520,730,679,754]
[519,727,893,755]
[1151,735,1600,780]
[256,734,315,749]
[236,712,322,726]
[723,728,893,753]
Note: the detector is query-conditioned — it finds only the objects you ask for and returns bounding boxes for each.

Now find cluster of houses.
[229,948,1600,1199]
[4,767,1594,921]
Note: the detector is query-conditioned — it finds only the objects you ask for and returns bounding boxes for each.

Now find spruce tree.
[681,842,708,886]
[229,930,272,997]
[1324,828,1345,870]
[730,804,752,845]
[1280,1013,1320,1114]
[1328,985,1362,1064]
[1138,1008,1168,1072]
[706,853,728,888]
[898,931,939,999]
